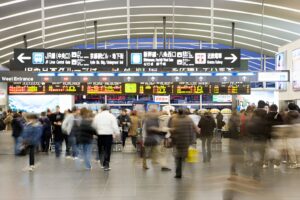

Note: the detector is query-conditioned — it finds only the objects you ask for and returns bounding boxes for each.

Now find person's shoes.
[104,167,111,171]
[143,165,149,170]
[161,167,171,172]
[65,156,72,159]
[262,164,268,169]
[273,165,280,169]
[23,166,34,172]
[174,175,182,179]
[85,167,92,171]
[73,157,79,160]
[289,164,298,169]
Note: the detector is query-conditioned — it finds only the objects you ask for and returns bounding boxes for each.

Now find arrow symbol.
[225,54,238,63]
[17,53,31,63]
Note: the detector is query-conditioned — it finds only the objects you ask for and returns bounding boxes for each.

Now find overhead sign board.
[13,49,240,72]
[257,71,289,82]
[13,49,126,72]
[128,49,240,70]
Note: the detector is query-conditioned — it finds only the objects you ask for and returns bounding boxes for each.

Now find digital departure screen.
[139,83,173,95]
[87,82,123,95]
[46,82,86,94]
[174,83,210,95]
[212,83,251,95]
[8,82,46,95]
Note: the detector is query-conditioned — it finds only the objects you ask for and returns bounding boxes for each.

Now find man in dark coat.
[171,109,196,178]
[198,111,216,163]
[247,100,268,180]
[50,106,65,157]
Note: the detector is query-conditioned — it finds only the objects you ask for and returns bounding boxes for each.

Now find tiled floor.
[1,131,300,200]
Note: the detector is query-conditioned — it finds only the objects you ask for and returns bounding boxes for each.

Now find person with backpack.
[20,114,43,171]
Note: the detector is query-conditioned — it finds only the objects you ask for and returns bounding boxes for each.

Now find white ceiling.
[1,0,300,66]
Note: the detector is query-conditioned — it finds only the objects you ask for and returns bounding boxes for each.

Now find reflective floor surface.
[1,131,300,200]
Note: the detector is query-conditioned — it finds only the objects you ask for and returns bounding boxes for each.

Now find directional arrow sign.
[225,54,238,63]
[17,53,31,63]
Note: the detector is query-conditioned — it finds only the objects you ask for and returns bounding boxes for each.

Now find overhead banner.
[13,49,240,72]
[8,82,86,95]
[7,82,250,95]
[128,49,240,70]
[13,49,126,72]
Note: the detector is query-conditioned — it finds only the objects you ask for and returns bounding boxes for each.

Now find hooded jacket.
[198,114,216,137]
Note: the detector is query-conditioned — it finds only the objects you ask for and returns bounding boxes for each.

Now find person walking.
[92,105,120,171]
[39,112,52,153]
[4,109,13,131]
[117,109,131,148]
[62,107,80,159]
[170,108,196,178]
[50,106,65,158]
[198,111,216,163]
[228,110,242,176]
[20,114,43,171]
[76,108,97,170]
[11,113,24,155]
[128,110,140,148]
[247,100,268,181]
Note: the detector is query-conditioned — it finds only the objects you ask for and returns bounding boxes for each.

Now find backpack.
[0,119,6,131]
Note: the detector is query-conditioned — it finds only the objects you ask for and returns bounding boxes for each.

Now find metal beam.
[232,22,235,48]
[23,35,28,49]
[163,16,167,49]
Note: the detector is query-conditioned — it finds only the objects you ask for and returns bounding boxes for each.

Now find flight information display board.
[8,82,46,95]
[46,82,86,94]
[139,83,173,95]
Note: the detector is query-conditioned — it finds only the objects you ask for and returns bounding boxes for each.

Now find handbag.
[144,134,160,147]
[186,147,199,163]
[163,138,173,148]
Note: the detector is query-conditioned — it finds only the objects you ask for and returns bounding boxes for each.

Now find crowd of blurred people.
[1,100,300,180]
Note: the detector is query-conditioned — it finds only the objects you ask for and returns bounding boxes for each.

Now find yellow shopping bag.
[186,147,199,163]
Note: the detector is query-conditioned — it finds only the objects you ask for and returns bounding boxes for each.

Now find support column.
[127,0,131,49]
[153,26,158,49]
[210,0,214,48]
[231,21,237,110]
[83,0,87,49]
[94,21,98,49]
[163,16,167,49]
[172,1,175,49]
[232,22,235,48]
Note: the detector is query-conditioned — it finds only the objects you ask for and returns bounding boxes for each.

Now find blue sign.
[32,52,45,64]
[131,53,143,65]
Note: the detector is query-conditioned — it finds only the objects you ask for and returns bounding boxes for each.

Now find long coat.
[170,115,195,158]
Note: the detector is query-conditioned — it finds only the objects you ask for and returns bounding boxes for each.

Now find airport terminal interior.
[1,0,300,199]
